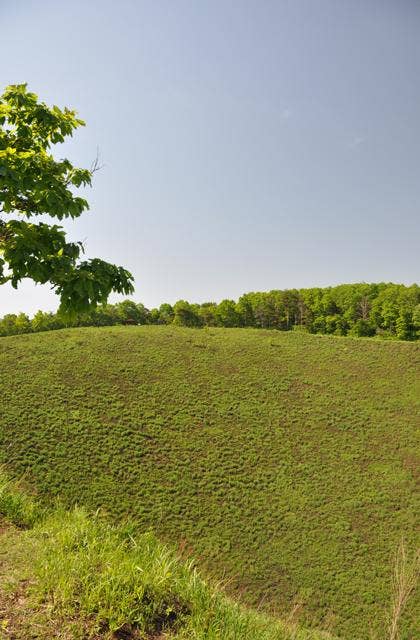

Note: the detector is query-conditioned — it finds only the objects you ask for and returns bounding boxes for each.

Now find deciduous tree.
[0,83,134,313]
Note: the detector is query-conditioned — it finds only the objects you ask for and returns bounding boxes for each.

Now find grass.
[0,469,42,528]
[0,471,331,639]
[0,325,418,638]
[387,539,419,640]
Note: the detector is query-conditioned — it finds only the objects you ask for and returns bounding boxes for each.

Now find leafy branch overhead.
[0,83,134,312]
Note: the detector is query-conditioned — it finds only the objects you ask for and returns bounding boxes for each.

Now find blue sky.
[1,0,419,315]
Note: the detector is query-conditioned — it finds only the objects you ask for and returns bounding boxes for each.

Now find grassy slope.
[0,326,418,638]
[0,473,331,639]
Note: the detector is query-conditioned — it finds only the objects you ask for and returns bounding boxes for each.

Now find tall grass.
[30,507,327,639]
[387,539,419,640]
[0,469,330,639]
[1,469,418,639]
[0,468,42,527]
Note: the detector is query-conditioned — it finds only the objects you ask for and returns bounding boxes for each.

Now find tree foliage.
[1,282,419,341]
[0,83,133,313]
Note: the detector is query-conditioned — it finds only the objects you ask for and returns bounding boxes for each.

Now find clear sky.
[1,0,419,315]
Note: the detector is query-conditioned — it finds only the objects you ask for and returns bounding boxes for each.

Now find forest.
[1,282,419,340]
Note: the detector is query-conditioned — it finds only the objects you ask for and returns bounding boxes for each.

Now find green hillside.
[0,326,418,638]
[0,472,333,639]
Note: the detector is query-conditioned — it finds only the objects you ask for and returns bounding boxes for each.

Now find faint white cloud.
[348,135,365,149]
[280,108,293,121]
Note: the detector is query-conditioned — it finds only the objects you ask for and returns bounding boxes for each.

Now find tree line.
[1,282,419,340]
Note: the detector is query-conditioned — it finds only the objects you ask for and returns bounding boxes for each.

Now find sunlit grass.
[0,326,418,638]
[0,471,331,639]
